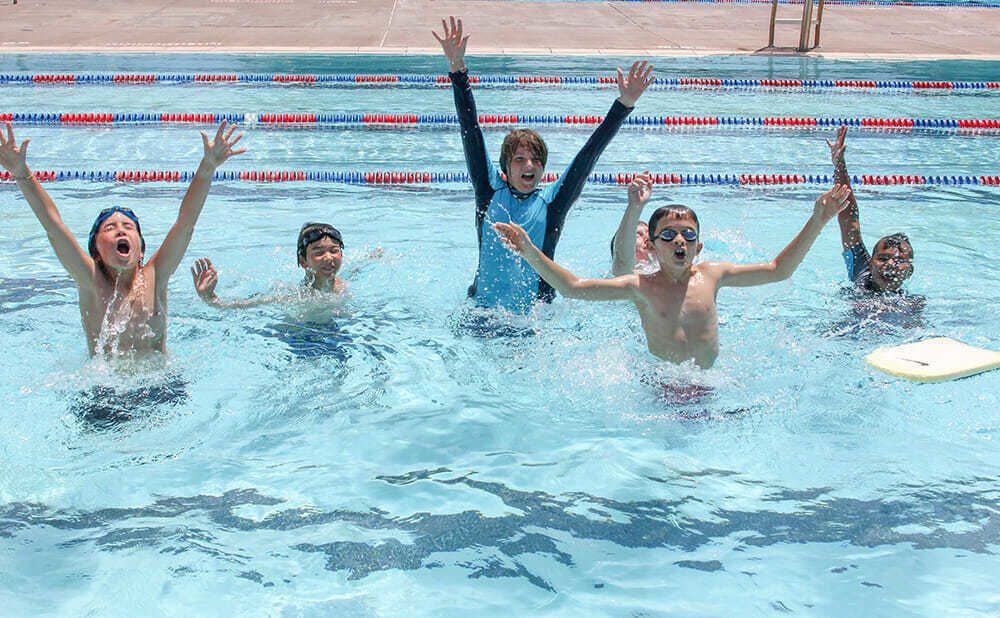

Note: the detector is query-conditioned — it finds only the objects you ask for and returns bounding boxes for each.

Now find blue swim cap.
[87,206,145,258]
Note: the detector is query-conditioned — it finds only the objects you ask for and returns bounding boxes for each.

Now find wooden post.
[814,0,826,47]
[768,0,778,47]
[798,0,814,52]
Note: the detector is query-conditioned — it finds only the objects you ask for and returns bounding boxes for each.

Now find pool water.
[1,54,999,616]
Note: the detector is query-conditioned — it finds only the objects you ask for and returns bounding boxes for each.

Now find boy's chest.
[486,190,547,243]
[642,277,718,327]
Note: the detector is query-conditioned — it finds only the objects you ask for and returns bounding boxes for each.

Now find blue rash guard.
[450,69,633,313]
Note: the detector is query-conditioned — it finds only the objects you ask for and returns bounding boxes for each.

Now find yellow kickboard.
[865,337,1000,382]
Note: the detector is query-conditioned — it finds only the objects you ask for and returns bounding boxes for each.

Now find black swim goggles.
[655,228,698,242]
[298,224,344,258]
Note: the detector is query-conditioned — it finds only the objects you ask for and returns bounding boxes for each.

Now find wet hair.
[499,129,548,175]
[648,204,700,237]
[297,222,343,266]
[875,232,913,258]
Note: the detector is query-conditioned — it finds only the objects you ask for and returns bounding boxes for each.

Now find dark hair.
[499,129,548,175]
[297,222,343,266]
[876,232,913,258]
[610,222,650,257]
[648,204,700,237]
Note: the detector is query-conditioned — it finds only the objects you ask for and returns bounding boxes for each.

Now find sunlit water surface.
[1,54,999,616]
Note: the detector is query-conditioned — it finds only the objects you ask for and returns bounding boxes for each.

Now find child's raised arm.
[714,185,852,288]
[616,60,655,108]
[492,222,637,301]
[191,257,278,310]
[432,16,469,73]
[828,126,863,251]
[0,122,94,284]
[149,121,244,292]
[612,172,652,276]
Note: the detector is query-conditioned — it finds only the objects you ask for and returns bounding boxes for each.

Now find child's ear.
[297,255,307,268]
[696,241,704,255]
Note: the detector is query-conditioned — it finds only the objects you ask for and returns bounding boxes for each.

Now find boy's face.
[93,212,143,271]
[507,145,544,194]
[649,215,702,271]
[635,222,652,261]
[299,235,343,280]
[869,239,913,291]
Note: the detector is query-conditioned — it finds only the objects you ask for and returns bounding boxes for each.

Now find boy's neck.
[104,263,140,293]
[311,275,339,292]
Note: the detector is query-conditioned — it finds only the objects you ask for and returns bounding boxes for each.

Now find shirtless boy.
[828,126,914,292]
[0,121,244,358]
[433,16,654,312]
[191,222,349,309]
[493,184,853,368]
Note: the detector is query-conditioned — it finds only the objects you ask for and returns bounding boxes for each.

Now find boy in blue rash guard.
[433,16,654,313]
[828,126,914,293]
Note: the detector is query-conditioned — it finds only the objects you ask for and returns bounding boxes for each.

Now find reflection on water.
[2,471,996,591]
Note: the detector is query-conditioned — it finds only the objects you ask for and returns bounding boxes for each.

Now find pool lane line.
[5,74,1000,92]
[3,170,998,187]
[4,112,1000,132]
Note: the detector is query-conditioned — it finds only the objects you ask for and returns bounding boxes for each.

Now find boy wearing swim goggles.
[828,126,914,293]
[493,180,853,369]
[0,120,244,358]
[191,223,348,308]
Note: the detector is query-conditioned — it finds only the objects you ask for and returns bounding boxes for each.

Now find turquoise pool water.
[1,54,999,616]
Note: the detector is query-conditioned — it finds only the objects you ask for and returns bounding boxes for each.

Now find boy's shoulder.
[691,260,734,280]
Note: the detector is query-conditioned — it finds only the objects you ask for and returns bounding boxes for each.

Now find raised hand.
[814,184,852,221]
[491,221,533,256]
[200,120,245,170]
[628,171,653,208]
[616,60,655,107]
[0,122,30,177]
[826,125,847,164]
[432,16,469,73]
[191,257,219,299]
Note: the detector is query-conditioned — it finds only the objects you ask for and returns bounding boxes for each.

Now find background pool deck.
[1,0,999,60]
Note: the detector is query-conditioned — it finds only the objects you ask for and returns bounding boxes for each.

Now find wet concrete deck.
[1,0,999,60]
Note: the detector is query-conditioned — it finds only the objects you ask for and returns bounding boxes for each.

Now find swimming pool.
[2,53,999,616]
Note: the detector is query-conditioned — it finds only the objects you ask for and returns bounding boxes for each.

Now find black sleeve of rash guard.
[541,99,633,259]
[450,70,495,215]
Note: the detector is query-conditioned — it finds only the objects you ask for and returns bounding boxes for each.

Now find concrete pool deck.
[1,0,999,60]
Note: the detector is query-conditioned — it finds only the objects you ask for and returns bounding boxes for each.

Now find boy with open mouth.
[492,182,853,369]
[0,120,244,358]
[433,16,654,315]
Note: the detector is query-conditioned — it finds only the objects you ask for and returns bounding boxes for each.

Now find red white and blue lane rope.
[4,74,999,91]
[3,112,1000,130]
[3,170,998,186]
